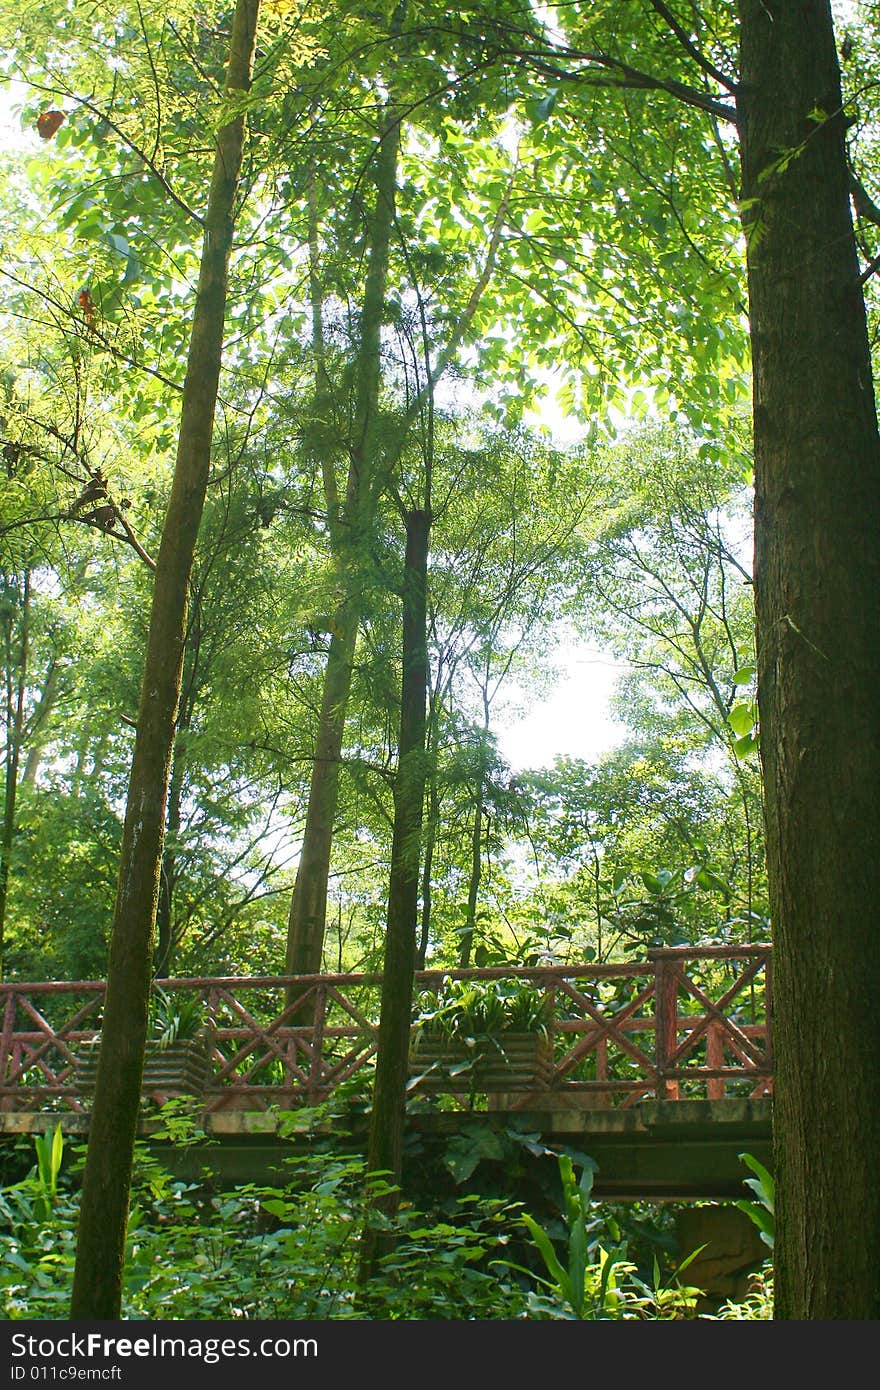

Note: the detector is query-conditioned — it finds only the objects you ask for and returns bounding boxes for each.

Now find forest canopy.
[0,0,767,982]
[1,0,879,1323]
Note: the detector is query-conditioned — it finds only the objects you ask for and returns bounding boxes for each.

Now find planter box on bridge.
[409,1031,553,1094]
[75,1038,212,1099]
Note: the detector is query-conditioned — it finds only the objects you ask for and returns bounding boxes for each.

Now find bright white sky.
[494,641,626,772]
[490,381,628,773]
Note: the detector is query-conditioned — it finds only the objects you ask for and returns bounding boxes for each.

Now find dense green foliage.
[0,1119,770,1320]
[0,0,774,981]
[1,0,878,1323]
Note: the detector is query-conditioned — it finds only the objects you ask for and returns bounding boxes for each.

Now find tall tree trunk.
[69,0,260,1318]
[738,0,880,1319]
[155,613,200,976]
[283,75,511,980]
[416,762,438,968]
[284,110,400,978]
[154,731,186,976]
[0,572,30,975]
[458,691,491,969]
[458,797,483,969]
[20,656,60,792]
[285,614,359,978]
[359,507,430,1286]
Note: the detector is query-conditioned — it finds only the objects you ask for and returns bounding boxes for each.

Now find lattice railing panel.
[0,948,772,1115]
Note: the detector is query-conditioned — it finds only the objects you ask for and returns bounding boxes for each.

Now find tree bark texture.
[154,618,201,975]
[69,0,260,1319]
[0,571,29,975]
[153,735,185,977]
[285,615,359,977]
[359,508,430,1285]
[738,0,880,1319]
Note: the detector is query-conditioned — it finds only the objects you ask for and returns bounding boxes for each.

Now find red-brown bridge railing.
[0,945,772,1116]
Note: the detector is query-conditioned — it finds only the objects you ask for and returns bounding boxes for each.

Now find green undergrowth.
[0,1107,773,1320]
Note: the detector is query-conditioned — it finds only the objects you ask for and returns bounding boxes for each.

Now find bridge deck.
[0,1097,772,1199]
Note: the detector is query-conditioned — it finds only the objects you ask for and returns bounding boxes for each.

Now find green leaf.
[641,869,672,895]
[696,867,731,896]
[104,231,130,259]
[733,733,759,758]
[50,1124,63,1186]
[739,1151,775,1210]
[733,1199,774,1248]
[260,1198,291,1219]
[522,1212,574,1305]
[443,1125,506,1184]
[728,701,758,736]
[671,1242,708,1278]
[567,1214,588,1316]
[534,91,557,123]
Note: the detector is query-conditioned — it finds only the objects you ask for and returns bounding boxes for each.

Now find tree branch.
[646,0,739,92]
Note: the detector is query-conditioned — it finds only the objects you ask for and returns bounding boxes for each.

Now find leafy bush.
[495,1153,705,1320]
[0,1124,78,1318]
[712,1266,774,1319]
[414,978,549,1042]
[0,1117,771,1320]
[0,1120,531,1320]
[148,987,207,1050]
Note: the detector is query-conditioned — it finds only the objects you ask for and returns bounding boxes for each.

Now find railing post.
[707,1019,725,1101]
[595,1035,609,1109]
[206,986,219,1092]
[307,983,327,1105]
[0,990,16,1112]
[652,951,680,1101]
[544,980,556,1091]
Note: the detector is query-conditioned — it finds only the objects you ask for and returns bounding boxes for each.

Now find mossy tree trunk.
[69,0,261,1319]
[738,0,880,1319]
[0,570,29,976]
[359,506,430,1285]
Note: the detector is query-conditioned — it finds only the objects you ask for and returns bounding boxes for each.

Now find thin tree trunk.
[284,94,514,981]
[69,0,260,1318]
[20,656,60,791]
[417,662,448,967]
[154,732,186,976]
[592,849,603,962]
[359,507,430,1286]
[738,0,880,1319]
[458,800,483,969]
[0,572,30,975]
[458,689,491,969]
[285,613,359,978]
[284,109,400,978]
[416,763,438,969]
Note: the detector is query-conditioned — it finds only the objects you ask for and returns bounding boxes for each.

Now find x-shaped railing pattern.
[0,947,772,1114]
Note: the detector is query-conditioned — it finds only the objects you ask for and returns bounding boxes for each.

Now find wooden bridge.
[0,945,773,1197]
